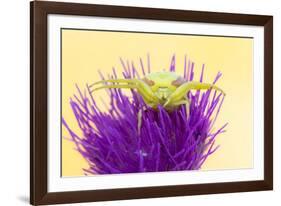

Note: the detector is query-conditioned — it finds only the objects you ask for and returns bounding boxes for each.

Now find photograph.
[61,29,253,176]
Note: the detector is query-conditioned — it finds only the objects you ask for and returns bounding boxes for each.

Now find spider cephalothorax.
[90,71,225,112]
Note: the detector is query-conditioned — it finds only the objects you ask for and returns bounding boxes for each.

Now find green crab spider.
[90,71,225,135]
[90,71,225,111]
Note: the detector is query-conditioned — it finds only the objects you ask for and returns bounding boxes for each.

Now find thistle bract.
[63,56,226,175]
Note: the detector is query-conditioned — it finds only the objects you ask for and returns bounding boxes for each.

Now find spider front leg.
[90,78,159,136]
[163,81,225,113]
[172,97,190,116]
[90,79,159,107]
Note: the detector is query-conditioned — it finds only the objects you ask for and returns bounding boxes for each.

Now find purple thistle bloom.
[63,55,227,175]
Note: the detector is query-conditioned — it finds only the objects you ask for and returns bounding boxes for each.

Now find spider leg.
[89,79,137,88]
[181,97,191,117]
[134,79,159,106]
[137,109,142,135]
[172,99,190,106]
[91,84,138,92]
[164,81,225,108]
[90,79,159,107]
[167,98,190,116]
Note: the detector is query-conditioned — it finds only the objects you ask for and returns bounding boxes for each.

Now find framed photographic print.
[30,1,273,205]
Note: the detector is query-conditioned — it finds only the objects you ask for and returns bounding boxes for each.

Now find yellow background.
[62,29,253,177]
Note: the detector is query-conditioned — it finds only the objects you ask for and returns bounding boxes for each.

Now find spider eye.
[142,78,155,86]
[172,77,187,87]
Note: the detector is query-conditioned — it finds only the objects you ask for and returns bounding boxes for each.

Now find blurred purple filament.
[63,55,227,175]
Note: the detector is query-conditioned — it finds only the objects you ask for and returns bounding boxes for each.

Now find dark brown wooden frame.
[30,1,273,205]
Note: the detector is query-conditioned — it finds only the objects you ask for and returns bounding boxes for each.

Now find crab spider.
[90,71,225,111]
[90,71,225,135]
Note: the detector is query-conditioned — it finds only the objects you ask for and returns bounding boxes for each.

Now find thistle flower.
[63,55,227,175]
